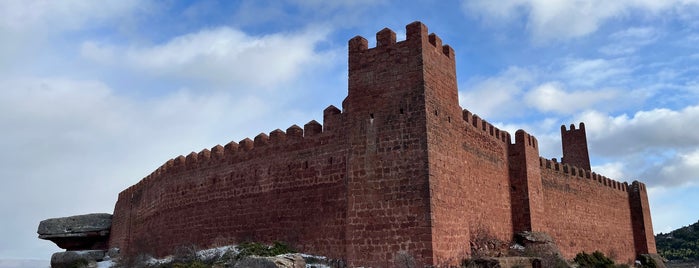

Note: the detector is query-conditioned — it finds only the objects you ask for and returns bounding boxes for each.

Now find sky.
[1,0,699,262]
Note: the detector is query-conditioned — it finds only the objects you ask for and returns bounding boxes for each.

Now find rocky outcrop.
[38,213,111,250]
[38,213,112,268]
[514,231,562,258]
[50,250,105,268]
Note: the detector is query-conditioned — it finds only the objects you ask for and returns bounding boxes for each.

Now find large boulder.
[38,213,111,250]
[50,250,105,268]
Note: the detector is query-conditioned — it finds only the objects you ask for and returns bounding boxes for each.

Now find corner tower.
[561,123,591,170]
[343,21,459,267]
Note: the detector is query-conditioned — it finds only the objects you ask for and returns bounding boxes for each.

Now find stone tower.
[343,21,460,267]
[561,123,591,170]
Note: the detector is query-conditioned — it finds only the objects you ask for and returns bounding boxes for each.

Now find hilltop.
[656,220,699,261]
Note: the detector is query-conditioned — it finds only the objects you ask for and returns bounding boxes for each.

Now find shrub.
[573,251,629,268]
[235,241,295,259]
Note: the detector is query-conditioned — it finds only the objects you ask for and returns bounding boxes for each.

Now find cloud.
[559,58,632,87]
[524,82,619,114]
[573,106,699,187]
[458,67,534,119]
[600,27,661,55]
[0,0,145,33]
[81,26,334,88]
[461,0,696,42]
[578,107,699,153]
[0,76,316,259]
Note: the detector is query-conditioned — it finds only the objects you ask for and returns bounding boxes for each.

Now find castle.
[107,22,657,267]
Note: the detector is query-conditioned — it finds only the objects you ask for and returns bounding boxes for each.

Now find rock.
[234,254,306,268]
[514,231,562,257]
[38,213,111,250]
[638,253,667,268]
[51,250,105,268]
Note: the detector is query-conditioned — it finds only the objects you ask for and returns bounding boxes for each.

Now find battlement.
[539,157,628,192]
[462,109,512,144]
[131,105,345,191]
[348,21,454,59]
[562,122,585,132]
[514,129,538,149]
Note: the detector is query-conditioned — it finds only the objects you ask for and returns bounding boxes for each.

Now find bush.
[573,251,629,268]
[236,241,295,259]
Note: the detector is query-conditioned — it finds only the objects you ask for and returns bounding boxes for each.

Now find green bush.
[235,241,295,259]
[573,251,629,268]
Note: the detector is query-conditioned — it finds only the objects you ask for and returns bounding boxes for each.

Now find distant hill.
[656,220,699,261]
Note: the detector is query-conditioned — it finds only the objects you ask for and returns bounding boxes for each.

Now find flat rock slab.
[38,213,112,235]
[38,213,112,250]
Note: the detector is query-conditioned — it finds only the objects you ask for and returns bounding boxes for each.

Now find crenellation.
[224,141,239,155]
[472,114,481,128]
[442,45,454,58]
[462,109,471,123]
[198,149,211,162]
[304,120,322,136]
[428,33,442,48]
[286,125,303,139]
[348,36,368,52]
[211,145,224,159]
[186,152,198,169]
[254,133,269,147]
[174,155,186,170]
[269,129,286,144]
[405,21,427,42]
[323,105,342,132]
[239,138,254,151]
[376,28,396,47]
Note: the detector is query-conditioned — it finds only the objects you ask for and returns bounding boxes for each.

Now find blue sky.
[2,0,699,261]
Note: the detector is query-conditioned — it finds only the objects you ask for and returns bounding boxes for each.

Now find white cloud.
[641,149,699,187]
[459,67,534,119]
[0,76,315,260]
[81,26,334,88]
[559,58,631,87]
[600,27,660,55]
[524,82,618,114]
[0,0,144,33]
[578,107,699,153]
[592,162,628,180]
[462,0,696,42]
[572,106,699,187]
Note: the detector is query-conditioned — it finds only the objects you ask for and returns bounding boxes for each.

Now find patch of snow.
[197,245,236,260]
[96,260,114,268]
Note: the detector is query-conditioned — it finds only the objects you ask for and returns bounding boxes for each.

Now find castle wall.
[109,112,349,259]
[539,159,636,263]
[106,22,658,267]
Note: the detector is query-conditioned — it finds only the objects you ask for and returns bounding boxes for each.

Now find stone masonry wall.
[539,160,637,263]
[109,108,348,259]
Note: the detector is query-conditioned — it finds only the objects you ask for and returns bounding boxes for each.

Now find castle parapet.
[463,109,511,144]
[539,157,628,192]
[348,21,454,72]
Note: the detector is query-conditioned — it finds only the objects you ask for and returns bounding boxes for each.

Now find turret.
[561,123,591,170]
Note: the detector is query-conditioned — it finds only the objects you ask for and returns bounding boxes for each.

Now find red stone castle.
[108,22,657,267]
